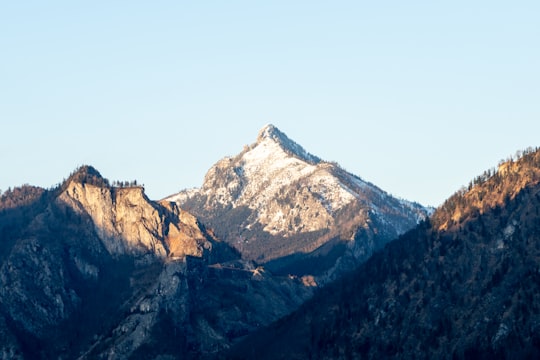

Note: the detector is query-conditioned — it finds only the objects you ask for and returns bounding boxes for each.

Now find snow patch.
[166,188,198,204]
[308,172,356,213]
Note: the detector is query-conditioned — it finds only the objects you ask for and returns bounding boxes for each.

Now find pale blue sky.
[1,1,539,206]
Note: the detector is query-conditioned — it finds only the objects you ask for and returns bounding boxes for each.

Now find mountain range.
[1,125,538,359]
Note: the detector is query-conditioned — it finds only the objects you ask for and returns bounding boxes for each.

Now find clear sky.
[1,1,539,206]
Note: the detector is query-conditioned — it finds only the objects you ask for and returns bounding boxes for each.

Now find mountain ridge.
[228,146,540,359]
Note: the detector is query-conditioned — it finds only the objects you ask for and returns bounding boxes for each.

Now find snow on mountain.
[256,124,321,164]
[168,124,387,235]
[167,124,428,276]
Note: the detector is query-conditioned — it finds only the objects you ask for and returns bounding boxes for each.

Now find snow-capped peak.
[256,124,321,165]
[257,124,281,140]
[167,124,429,269]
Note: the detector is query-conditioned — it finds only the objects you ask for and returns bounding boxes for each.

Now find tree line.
[112,180,144,188]
[433,146,540,229]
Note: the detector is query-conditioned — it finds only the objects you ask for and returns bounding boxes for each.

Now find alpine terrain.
[229,147,540,359]
[0,166,313,359]
[168,124,429,281]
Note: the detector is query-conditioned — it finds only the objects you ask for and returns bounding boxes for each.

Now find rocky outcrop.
[78,260,191,359]
[0,166,312,359]
[57,179,212,260]
[0,168,218,358]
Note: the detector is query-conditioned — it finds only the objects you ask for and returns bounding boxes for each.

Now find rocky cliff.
[58,181,212,260]
[0,166,312,359]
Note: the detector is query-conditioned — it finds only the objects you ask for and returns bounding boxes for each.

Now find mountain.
[167,124,429,280]
[228,147,540,359]
[0,166,312,359]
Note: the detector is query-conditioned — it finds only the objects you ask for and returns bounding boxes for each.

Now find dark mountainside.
[168,125,428,282]
[0,166,312,359]
[229,148,540,359]
[4,132,539,360]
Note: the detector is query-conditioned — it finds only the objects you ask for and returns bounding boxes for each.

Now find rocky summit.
[167,124,429,280]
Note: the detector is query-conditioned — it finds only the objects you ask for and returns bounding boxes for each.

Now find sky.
[1,1,539,207]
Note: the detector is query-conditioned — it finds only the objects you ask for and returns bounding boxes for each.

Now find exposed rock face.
[168,124,429,278]
[57,180,212,260]
[1,235,81,339]
[0,166,312,359]
[80,260,191,359]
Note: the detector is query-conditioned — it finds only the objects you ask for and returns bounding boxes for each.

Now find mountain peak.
[257,124,282,141]
[66,165,110,188]
[73,165,102,178]
[255,124,320,164]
